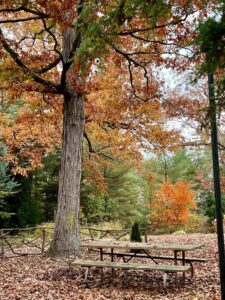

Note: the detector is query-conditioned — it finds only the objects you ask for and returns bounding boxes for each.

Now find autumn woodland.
[0,0,225,299]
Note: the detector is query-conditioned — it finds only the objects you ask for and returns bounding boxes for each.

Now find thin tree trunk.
[163,152,168,182]
[208,73,225,298]
[48,91,85,257]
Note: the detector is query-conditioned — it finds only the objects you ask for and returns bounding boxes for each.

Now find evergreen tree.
[130,222,142,242]
[33,152,59,222]
[80,164,145,227]
[142,150,197,194]
[104,166,144,227]
[0,148,19,227]
[5,152,59,228]
[17,174,41,227]
[168,150,197,183]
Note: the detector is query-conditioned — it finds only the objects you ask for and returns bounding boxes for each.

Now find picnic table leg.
[100,247,104,284]
[84,267,90,287]
[182,251,186,285]
[100,248,103,261]
[144,250,158,264]
[190,261,194,278]
[163,273,167,288]
[100,267,104,285]
[111,248,114,275]
[174,250,178,287]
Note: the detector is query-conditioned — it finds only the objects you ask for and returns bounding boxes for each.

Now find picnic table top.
[81,240,204,251]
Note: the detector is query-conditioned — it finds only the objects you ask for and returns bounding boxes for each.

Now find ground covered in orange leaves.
[0,234,220,300]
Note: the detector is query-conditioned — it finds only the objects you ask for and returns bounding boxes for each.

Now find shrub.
[150,181,196,229]
[130,222,142,242]
[185,213,211,233]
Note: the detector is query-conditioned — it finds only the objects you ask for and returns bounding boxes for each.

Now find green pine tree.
[0,148,19,227]
[130,222,142,242]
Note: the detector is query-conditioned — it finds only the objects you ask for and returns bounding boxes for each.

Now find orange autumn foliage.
[0,52,181,182]
[0,92,63,175]
[150,181,196,228]
[0,0,220,182]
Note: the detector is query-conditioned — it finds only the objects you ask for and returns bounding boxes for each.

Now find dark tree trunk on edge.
[48,92,85,257]
[208,73,225,299]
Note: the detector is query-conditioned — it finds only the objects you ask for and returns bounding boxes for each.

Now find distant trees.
[1,145,224,233]
[143,149,224,231]
[1,152,59,228]
[81,164,144,228]
[0,148,18,227]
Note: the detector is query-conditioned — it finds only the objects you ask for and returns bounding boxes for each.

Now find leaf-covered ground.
[0,234,221,299]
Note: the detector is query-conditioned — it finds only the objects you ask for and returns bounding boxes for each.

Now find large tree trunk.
[48,20,85,257]
[48,91,85,257]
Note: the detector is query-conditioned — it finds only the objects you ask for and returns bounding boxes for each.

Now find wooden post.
[41,229,46,253]
[144,229,147,243]
[89,228,94,240]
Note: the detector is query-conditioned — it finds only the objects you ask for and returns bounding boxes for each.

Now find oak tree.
[0,0,216,256]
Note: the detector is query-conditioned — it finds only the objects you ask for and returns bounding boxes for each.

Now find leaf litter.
[0,234,221,299]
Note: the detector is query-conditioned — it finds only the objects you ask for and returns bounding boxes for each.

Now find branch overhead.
[0,16,43,23]
[0,28,61,93]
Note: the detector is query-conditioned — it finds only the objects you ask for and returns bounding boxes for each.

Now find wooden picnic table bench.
[72,259,191,288]
[105,252,208,277]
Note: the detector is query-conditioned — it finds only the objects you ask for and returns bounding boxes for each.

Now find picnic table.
[72,240,206,287]
[81,240,204,267]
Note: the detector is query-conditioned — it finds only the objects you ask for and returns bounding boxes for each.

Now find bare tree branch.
[128,33,195,54]
[36,57,61,74]
[110,43,151,101]
[0,16,42,23]
[84,131,95,160]
[117,13,191,36]
[0,5,50,17]
[84,130,116,161]
[0,6,25,13]
[84,131,95,153]
[42,18,63,60]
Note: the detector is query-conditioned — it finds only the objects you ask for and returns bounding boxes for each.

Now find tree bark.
[48,91,85,257]
[47,14,85,257]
